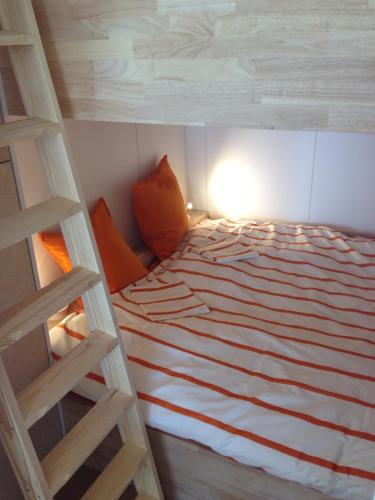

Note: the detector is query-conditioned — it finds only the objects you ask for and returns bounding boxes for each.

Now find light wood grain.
[0,117,60,147]
[1,0,370,131]
[148,427,333,500]
[82,441,146,500]
[187,209,208,227]
[136,492,158,500]
[0,196,80,251]
[0,266,100,353]
[18,330,118,429]
[42,389,132,495]
[62,394,334,500]
[0,1,163,498]
[0,0,163,496]
[0,359,52,499]
[0,30,35,46]
[45,40,133,63]
[0,160,61,500]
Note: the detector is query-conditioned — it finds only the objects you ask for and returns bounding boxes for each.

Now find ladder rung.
[0,267,101,353]
[42,389,132,495]
[81,441,147,500]
[136,493,159,500]
[18,330,118,429]
[0,30,36,46]
[0,117,60,148]
[0,197,81,251]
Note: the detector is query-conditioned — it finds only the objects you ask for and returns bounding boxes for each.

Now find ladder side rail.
[101,350,163,497]
[0,359,51,500]
[0,0,61,123]
[0,1,163,497]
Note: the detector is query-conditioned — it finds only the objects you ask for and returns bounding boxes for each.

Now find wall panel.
[65,119,140,245]
[185,126,206,211]
[205,127,315,221]
[14,120,187,285]
[2,0,371,132]
[186,125,375,236]
[136,123,187,199]
[309,132,375,235]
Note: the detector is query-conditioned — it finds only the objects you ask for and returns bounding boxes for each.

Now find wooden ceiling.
[3,1,375,132]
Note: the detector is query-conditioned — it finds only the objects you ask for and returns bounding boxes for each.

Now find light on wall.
[209,161,255,220]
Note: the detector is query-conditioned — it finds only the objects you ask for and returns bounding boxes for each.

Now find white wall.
[309,133,375,235]
[15,120,375,289]
[14,120,186,286]
[185,126,375,236]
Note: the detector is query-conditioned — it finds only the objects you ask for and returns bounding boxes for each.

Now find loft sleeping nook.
[0,1,375,500]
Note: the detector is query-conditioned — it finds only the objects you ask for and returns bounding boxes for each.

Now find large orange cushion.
[39,197,147,295]
[132,155,188,259]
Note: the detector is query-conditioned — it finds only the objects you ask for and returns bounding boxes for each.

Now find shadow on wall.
[13,119,187,286]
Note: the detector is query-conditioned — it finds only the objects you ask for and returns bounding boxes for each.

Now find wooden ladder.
[0,1,163,499]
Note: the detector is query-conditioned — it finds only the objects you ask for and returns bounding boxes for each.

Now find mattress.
[49,218,375,500]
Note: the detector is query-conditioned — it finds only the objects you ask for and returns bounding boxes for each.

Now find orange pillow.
[132,155,188,259]
[39,198,147,295]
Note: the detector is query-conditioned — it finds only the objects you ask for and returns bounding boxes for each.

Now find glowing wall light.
[209,161,255,220]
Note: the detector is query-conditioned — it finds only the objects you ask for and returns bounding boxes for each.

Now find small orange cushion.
[39,197,147,295]
[132,155,188,259]
[39,231,72,274]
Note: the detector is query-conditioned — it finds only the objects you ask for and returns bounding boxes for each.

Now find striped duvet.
[49,218,375,500]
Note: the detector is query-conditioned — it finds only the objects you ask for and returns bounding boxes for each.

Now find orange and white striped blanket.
[49,218,375,500]
[192,236,259,262]
[130,277,209,321]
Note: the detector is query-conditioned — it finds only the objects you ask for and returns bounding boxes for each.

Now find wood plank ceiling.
[2,0,375,132]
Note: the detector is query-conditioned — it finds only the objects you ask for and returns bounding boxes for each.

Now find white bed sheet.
[49,218,375,500]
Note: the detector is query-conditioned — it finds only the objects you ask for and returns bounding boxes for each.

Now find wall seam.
[134,123,141,180]
[308,131,318,223]
[183,126,190,203]
[204,126,208,212]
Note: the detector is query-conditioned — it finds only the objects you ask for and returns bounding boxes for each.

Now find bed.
[49,217,375,500]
